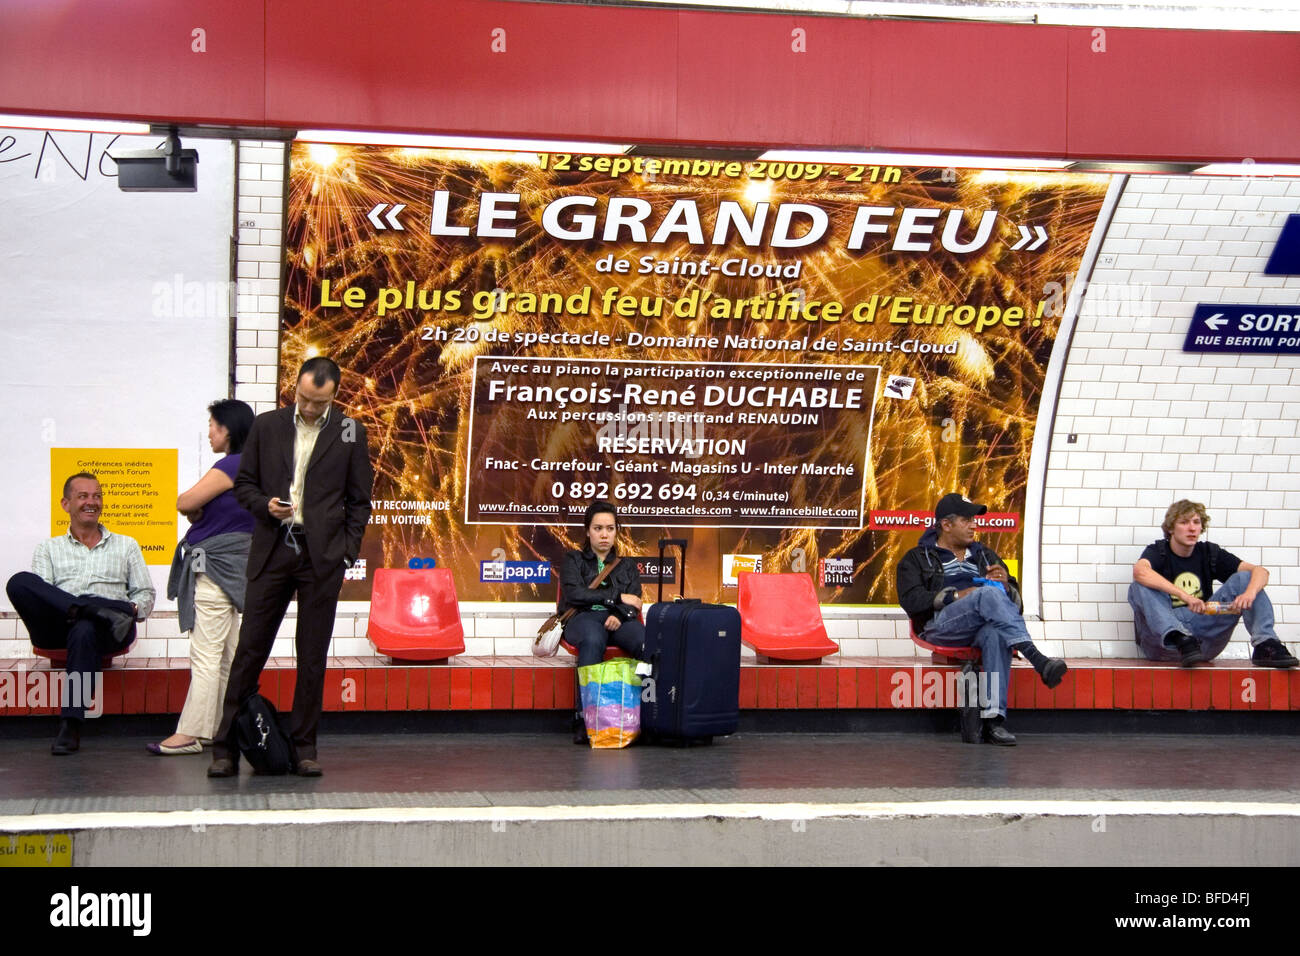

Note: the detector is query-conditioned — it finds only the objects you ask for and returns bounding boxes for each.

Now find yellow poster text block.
[50,449,177,565]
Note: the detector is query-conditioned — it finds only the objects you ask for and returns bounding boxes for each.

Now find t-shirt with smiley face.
[1140,539,1243,607]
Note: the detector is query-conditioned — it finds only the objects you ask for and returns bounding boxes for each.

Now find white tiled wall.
[1042,174,1300,659]
[232,141,287,416]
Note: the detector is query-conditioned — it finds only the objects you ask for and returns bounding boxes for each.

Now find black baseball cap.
[934,493,987,521]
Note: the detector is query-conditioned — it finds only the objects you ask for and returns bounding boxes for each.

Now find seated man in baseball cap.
[896,492,1067,746]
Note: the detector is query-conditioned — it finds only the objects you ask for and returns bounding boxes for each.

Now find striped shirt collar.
[63,524,112,549]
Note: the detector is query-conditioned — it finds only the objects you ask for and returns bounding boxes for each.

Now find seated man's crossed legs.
[5,572,137,754]
[924,586,1067,746]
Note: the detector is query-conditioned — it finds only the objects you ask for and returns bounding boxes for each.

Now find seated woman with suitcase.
[560,501,645,665]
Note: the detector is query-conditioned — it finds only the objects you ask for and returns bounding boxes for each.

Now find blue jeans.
[1128,570,1276,662]
[922,586,1029,718]
[565,609,645,667]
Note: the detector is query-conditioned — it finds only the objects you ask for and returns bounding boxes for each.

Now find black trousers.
[5,571,136,719]
[212,533,345,762]
[565,609,646,667]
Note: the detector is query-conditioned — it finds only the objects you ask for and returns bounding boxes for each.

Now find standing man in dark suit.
[208,357,372,777]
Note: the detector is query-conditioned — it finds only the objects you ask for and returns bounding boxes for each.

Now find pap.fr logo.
[480,561,550,583]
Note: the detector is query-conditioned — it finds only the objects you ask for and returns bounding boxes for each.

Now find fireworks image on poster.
[283,143,1110,602]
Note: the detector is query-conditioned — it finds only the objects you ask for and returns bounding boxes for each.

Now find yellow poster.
[50,449,177,565]
[0,833,72,867]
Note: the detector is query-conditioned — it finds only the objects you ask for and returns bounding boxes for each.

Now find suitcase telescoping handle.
[658,538,687,604]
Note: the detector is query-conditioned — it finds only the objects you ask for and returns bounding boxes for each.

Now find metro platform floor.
[3,727,1300,813]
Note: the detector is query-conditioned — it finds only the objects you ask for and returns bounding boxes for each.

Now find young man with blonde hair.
[1129,499,1296,667]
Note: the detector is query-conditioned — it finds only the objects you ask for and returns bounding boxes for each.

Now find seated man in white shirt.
[5,472,155,754]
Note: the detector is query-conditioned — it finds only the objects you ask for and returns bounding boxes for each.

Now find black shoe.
[982,720,1017,746]
[1038,658,1068,689]
[572,713,589,745]
[207,757,238,778]
[51,719,80,755]
[85,605,136,645]
[1175,635,1205,667]
[1251,638,1299,669]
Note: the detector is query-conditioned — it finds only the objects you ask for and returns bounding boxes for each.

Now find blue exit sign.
[1183,304,1300,354]
[1265,214,1300,276]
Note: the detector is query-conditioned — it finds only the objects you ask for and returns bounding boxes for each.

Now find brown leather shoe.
[295,758,323,777]
[207,757,238,778]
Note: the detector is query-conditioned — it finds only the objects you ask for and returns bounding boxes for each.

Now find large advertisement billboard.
[283,144,1111,602]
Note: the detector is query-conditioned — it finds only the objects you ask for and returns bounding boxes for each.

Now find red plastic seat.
[559,638,631,662]
[556,565,632,661]
[366,568,465,663]
[909,622,982,665]
[32,644,131,669]
[737,571,839,663]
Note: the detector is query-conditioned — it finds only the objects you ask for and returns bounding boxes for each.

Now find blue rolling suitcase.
[642,539,742,744]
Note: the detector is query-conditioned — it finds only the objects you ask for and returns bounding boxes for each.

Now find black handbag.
[234,694,296,774]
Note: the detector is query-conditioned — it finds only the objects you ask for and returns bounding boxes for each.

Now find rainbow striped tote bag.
[577,659,642,749]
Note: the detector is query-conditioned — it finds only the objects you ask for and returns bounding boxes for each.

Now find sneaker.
[1251,638,1299,669]
[1175,635,1205,667]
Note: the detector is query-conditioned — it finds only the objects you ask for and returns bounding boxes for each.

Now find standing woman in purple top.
[151,400,256,754]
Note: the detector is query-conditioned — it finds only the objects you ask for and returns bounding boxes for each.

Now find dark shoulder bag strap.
[537,557,622,637]
[1204,540,1222,590]
[1154,539,1169,577]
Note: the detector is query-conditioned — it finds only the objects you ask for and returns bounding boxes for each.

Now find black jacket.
[895,524,1023,633]
[235,405,373,580]
[559,545,643,622]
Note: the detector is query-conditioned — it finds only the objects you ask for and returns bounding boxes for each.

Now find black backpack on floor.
[234,694,296,774]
